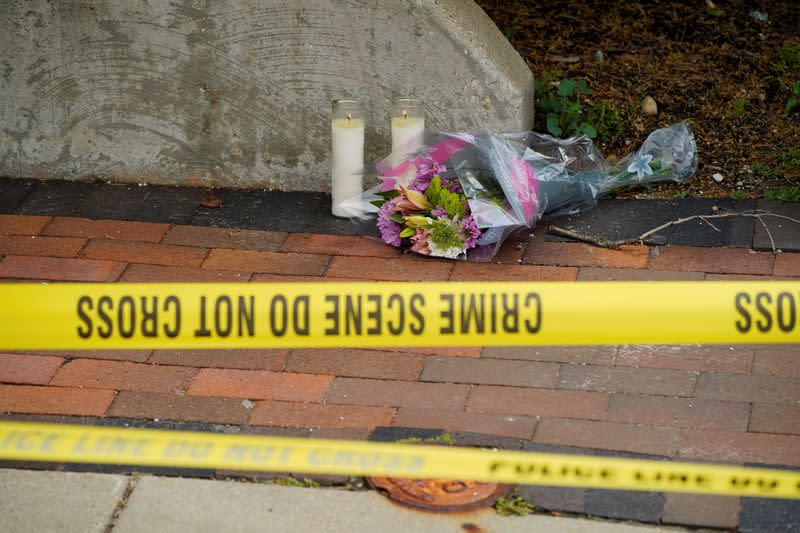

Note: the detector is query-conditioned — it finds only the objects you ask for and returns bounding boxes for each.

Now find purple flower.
[377,199,403,247]
[409,157,447,191]
[431,204,447,218]
[459,215,481,249]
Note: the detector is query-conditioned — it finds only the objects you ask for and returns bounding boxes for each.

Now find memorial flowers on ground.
[347,123,698,262]
[374,159,481,259]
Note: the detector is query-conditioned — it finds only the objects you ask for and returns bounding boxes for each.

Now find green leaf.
[369,200,384,209]
[546,113,562,137]
[578,122,597,139]
[389,214,405,224]
[376,190,400,201]
[557,80,578,97]
[398,227,415,238]
[785,97,799,114]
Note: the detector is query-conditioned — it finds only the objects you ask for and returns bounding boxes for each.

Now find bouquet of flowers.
[374,160,481,259]
[341,123,697,261]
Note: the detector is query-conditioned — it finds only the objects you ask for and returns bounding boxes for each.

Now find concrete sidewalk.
[1,468,688,533]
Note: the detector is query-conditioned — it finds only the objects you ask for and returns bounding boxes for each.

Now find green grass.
[730,97,748,118]
[586,101,624,141]
[395,432,454,445]
[765,187,800,202]
[270,476,321,488]
[495,495,535,516]
[673,190,689,199]
[752,161,781,180]
[778,147,800,171]
[773,44,800,74]
[732,189,748,200]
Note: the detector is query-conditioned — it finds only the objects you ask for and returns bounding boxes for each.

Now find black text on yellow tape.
[1,422,799,499]
[0,281,799,349]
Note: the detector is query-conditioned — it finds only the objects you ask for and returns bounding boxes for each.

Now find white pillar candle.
[390,98,425,168]
[331,100,365,217]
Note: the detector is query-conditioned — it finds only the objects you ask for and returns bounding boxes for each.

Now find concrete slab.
[0,468,128,533]
[0,1,533,191]
[114,475,684,533]
[753,200,800,252]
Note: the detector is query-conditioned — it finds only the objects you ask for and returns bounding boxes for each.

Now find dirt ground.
[476,0,800,199]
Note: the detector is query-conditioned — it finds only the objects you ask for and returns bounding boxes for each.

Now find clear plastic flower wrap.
[339,123,697,261]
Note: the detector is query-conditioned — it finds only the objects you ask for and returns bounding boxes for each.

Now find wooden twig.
[547,210,800,252]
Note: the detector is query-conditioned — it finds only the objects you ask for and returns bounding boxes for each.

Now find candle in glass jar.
[331,100,365,217]
[391,98,424,162]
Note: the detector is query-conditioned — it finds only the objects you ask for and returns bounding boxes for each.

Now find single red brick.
[108,391,250,424]
[607,394,750,431]
[0,255,126,281]
[0,384,115,416]
[286,349,425,381]
[325,378,469,410]
[749,402,800,435]
[421,357,559,388]
[162,225,287,251]
[188,368,332,402]
[449,262,577,281]
[0,235,86,257]
[680,429,800,466]
[81,239,207,267]
[615,345,753,373]
[774,252,800,277]
[662,493,740,529]
[0,353,64,385]
[577,267,705,281]
[249,400,395,429]
[203,249,329,275]
[16,350,152,363]
[752,345,800,379]
[695,373,800,403]
[523,242,649,269]
[120,264,251,282]
[482,345,615,365]
[558,365,697,396]
[371,346,482,358]
[466,386,608,420]
[0,215,51,235]
[648,246,773,275]
[534,418,679,456]
[150,349,288,371]
[42,217,169,243]
[325,256,452,281]
[393,407,537,439]
[50,360,197,394]
[491,240,528,264]
[281,233,400,258]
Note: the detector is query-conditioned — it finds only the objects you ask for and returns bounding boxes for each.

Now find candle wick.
[346,112,352,123]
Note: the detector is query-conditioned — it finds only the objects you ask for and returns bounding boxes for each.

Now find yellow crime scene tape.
[1,281,799,349]
[1,421,799,499]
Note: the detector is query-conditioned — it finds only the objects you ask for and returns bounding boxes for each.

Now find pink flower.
[410,228,432,255]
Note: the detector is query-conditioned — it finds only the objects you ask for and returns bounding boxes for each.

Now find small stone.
[641,96,658,116]
[595,50,605,61]
[712,173,724,182]
[736,181,743,186]
[241,399,255,409]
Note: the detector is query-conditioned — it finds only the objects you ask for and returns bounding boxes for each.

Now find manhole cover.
[366,476,511,512]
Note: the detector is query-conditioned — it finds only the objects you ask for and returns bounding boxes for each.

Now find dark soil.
[476,0,800,199]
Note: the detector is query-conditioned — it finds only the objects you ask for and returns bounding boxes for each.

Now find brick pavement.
[1,213,799,530]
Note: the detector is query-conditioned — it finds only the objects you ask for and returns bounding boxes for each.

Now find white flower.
[627,154,654,180]
[428,242,465,259]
